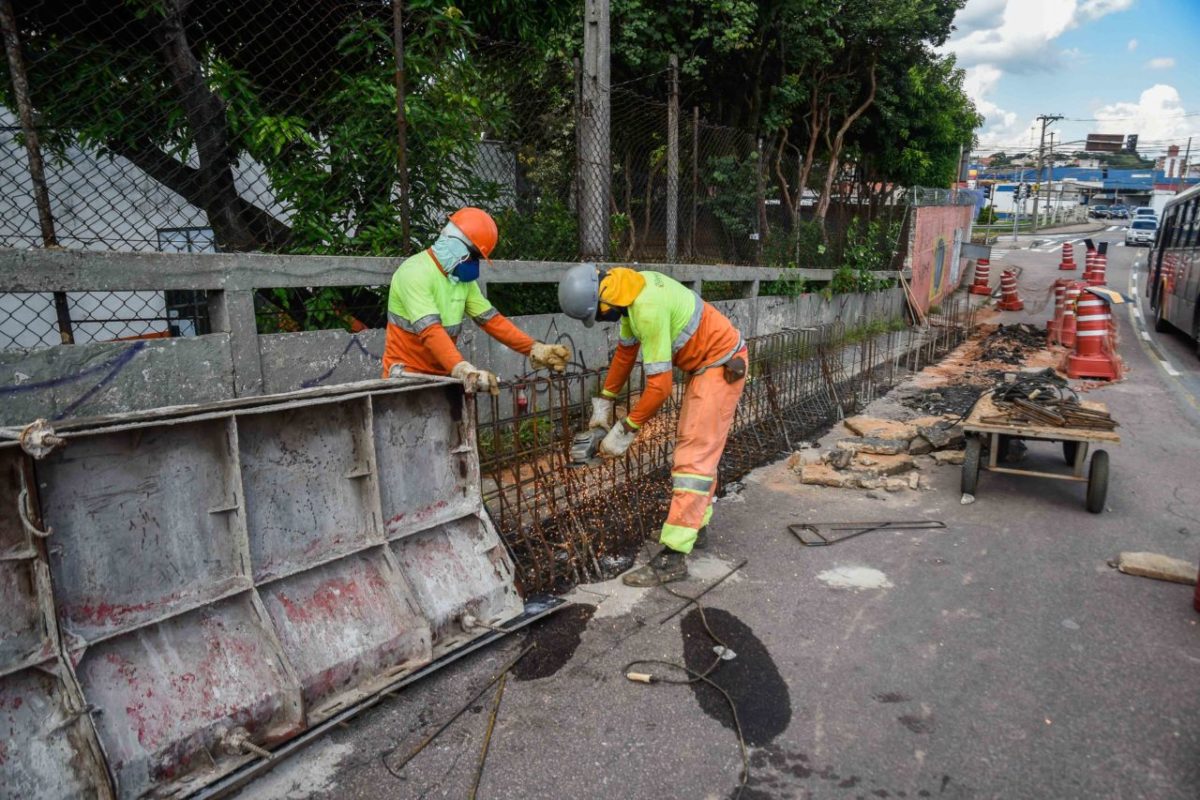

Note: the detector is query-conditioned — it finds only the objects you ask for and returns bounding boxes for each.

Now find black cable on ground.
[623,583,750,800]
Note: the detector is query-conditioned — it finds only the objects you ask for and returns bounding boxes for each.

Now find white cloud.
[1093,84,1200,142]
[944,0,1134,70]
[1145,57,1175,70]
[963,65,1028,142]
[1127,38,1138,52]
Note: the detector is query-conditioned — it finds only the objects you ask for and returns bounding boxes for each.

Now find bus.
[1148,182,1200,350]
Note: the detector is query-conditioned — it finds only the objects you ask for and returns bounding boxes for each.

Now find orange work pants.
[660,348,747,553]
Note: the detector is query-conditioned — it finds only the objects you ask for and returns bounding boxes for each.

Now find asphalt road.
[233,234,1200,800]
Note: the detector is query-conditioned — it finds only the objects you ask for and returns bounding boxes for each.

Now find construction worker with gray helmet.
[558,263,747,585]
[383,207,571,392]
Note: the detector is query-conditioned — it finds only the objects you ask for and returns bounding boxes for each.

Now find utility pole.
[1178,136,1192,195]
[579,0,611,260]
[391,0,411,251]
[1031,113,1063,233]
[1047,133,1055,226]
[666,54,679,262]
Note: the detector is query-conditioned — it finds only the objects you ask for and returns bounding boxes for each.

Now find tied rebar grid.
[479,306,976,594]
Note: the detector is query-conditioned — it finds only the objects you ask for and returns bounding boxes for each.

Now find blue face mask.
[452,258,480,283]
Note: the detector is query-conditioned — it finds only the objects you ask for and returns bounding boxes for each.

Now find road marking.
[1107,225,1120,231]
[1141,331,1152,341]
[1162,360,1182,377]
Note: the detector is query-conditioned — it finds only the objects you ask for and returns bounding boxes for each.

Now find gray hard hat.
[558,262,600,328]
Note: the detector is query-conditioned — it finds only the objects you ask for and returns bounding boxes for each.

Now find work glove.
[589,396,614,431]
[529,342,571,373]
[450,360,500,396]
[599,419,637,458]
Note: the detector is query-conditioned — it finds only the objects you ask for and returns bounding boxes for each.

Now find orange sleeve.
[417,323,466,372]
[602,343,640,398]
[478,313,535,355]
[627,371,673,428]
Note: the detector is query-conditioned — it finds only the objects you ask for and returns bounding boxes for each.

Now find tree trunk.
[814,61,877,234]
[154,0,260,252]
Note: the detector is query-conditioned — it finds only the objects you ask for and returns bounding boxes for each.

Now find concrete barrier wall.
[0,249,907,426]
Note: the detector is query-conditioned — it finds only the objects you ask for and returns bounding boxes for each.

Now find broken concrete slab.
[836,437,908,456]
[884,477,909,492]
[932,449,966,465]
[918,422,965,450]
[847,453,915,477]
[908,435,933,455]
[826,449,854,470]
[844,416,918,441]
[1117,552,1199,585]
[800,464,855,488]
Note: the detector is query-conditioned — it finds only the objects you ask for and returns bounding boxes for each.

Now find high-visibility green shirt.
[386,249,497,337]
[618,271,702,375]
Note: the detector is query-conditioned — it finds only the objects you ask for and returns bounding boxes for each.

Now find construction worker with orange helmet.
[557,264,747,586]
[384,207,571,392]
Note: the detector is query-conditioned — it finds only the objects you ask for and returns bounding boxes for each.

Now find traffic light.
[1126,134,1138,152]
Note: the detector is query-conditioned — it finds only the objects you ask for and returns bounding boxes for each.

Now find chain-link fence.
[0,2,921,350]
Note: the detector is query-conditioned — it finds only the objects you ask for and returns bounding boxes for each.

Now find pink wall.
[908,204,974,313]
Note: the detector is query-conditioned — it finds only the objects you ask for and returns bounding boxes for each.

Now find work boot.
[622,547,688,587]
[693,526,708,550]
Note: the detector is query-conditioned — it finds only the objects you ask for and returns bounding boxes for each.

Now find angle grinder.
[568,427,606,468]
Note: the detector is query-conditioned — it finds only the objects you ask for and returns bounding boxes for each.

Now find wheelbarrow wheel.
[1086,449,1109,513]
[961,435,982,494]
[1063,440,1079,465]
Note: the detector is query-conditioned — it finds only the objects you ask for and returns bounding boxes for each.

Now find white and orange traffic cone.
[997,269,1025,311]
[1086,243,1108,287]
[1059,282,1082,348]
[1064,289,1121,380]
[969,258,992,296]
[1059,241,1077,271]
[1047,279,1068,344]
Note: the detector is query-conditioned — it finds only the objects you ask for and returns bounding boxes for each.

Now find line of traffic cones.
[997,269,1024,311]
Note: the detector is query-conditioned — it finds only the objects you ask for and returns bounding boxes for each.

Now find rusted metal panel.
[0,663,112,799]
[36,419,251,647]
[2,375,531,798]
[258,550,432,724]
[75,592,302,799]
[389,513,522,653]
[238,398,382,583]
[372,387,480,538]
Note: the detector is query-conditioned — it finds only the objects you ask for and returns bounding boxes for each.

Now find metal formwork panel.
[389,513,522,652]
[36,419,250,647]
[0,664,111,799]
[238,399,382,583]
[258,549,432,723]
[2,377,529,799]
[74,592,302,799]
[372,388,479,537]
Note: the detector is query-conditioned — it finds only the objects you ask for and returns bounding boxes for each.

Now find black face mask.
[596,305,624,323]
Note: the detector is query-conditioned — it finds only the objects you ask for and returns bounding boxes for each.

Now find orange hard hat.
[448,207,498,263]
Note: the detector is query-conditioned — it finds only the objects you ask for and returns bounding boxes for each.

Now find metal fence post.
[1,0,74,344]
[391,0,411,251]
[690,106,699,259]
[666,54,679,262]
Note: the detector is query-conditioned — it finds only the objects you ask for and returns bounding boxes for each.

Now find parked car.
[1089,204,1110,218]
[1126,218,1158,246]
[1133,206,1157,219]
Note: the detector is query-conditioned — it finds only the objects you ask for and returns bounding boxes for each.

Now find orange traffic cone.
[997,269,1024,311]
[1059,241,1077,271]
[1086,243,1108,287]
[1059,282,1082,348]
[1047,279,1068,344]
[969,258,992,296]
[1064,289,1121,380]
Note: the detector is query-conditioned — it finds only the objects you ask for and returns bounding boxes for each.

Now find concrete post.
[209,289,265,397]
[579,0,611,259]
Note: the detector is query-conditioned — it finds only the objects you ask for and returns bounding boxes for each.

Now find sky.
[942,0,1200,159]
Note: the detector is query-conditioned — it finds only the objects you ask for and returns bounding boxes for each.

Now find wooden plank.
[963,392,1120,443]
[981,465,1089,482]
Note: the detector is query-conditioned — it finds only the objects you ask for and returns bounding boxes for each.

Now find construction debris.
[788,520,946,547]
[794,415,966,491]
[1116,552,1199,585]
